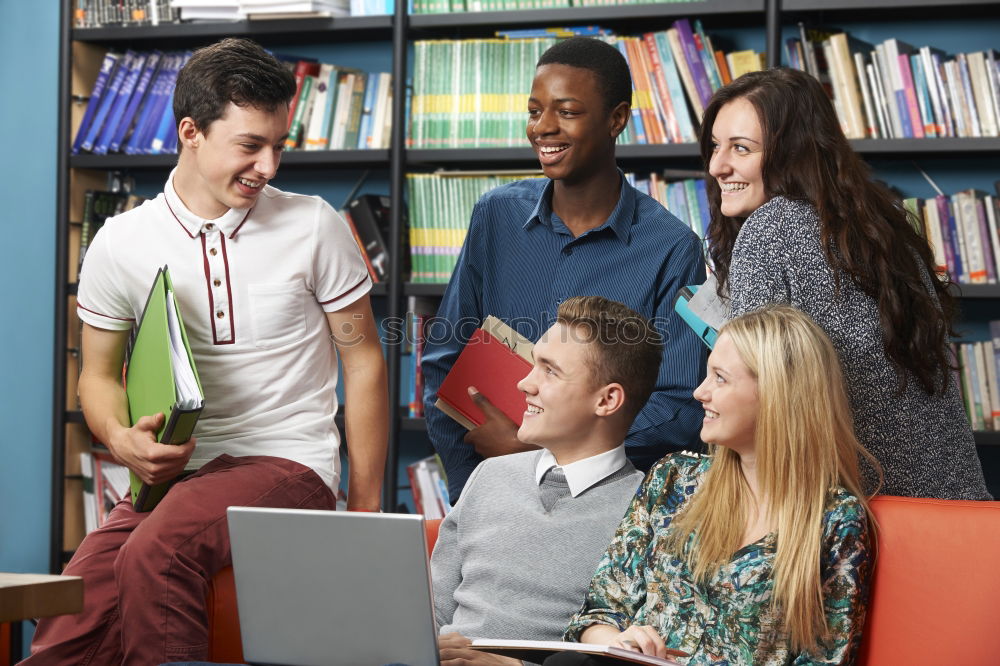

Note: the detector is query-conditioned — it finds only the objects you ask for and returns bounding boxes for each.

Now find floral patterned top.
[565,453,872,666]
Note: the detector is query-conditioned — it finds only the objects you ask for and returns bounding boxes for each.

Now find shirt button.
[205,223,215,231]
[213,279,222,287]
[216,311,225,319]
[209,248,218,256]
[564,248,573,256]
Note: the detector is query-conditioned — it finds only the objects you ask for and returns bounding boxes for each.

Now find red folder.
[436,326,533,430]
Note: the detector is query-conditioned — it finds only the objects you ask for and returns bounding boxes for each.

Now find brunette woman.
[701,67,988,500]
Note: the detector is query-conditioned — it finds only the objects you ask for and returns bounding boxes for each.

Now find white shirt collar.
[164,168,253,239]
[534,445,628,498]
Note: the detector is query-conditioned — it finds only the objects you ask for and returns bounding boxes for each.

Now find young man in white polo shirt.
[24,39,388,665]
[432,296,658,666]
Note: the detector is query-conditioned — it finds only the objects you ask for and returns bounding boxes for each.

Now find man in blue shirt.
[422,37,706,501]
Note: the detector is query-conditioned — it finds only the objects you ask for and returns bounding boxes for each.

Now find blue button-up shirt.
[422,175,707,500]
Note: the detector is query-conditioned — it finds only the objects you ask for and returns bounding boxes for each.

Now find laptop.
[227,507,440,666]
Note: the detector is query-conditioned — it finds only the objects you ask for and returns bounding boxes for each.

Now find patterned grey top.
[727,196,990,500]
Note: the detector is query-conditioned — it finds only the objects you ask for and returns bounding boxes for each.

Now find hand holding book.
[461,387,536,459]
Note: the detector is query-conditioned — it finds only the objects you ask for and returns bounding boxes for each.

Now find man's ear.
[595,382,625,418]
[609,102,630,139]
[177,116,201,150]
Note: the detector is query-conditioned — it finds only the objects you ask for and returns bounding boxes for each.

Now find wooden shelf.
[405,282,447,297]
[402,417,427,432]
[410,0,763,31]
[949,284,1000,299]
[975,431,1000,447]
[72,16,392,44]
[784,0,999,11]
[70,149,390,170]
[67,138,1000,172]
[849,137,1000,155]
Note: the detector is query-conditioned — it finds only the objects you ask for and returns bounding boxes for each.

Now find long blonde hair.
[668,304,879,652]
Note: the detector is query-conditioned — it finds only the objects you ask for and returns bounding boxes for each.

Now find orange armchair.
[206,517,443,663]
[857,495,1000,665]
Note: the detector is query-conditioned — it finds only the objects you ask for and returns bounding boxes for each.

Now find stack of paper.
[170,0,243,21]
[240,0,350,18]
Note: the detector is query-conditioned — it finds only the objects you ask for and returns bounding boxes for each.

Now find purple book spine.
[673,19,714,110]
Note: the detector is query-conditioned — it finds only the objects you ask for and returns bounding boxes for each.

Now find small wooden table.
[0,573,83,663]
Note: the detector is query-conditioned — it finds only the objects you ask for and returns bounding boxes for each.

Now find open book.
[673,274,729,349]
[125,265,204,512]
[470,639,685,665]
[435,315,533,430]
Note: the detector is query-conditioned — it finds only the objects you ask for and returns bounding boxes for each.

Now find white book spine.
[875,43,902,138]
[975,342,994,430]
[983,339,1000,430]
[919,47,945,136]
[985,196,1000,283]
[922,199,948,274]
[855,52,878,139]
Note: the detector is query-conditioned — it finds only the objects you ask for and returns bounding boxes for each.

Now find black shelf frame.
[949,284,1000,299]
[976,432,1000,447]
[70,149,391,170]
[72,15,393,44]
[66,136,1000,172]
[784,0,999,11]
[50,0,1000,578]
[410,0,763,31]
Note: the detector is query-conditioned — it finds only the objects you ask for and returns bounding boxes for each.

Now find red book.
[435,320,533,430]
[287,59,321,131]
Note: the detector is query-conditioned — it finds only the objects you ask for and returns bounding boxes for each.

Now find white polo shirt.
[77,170,372,488]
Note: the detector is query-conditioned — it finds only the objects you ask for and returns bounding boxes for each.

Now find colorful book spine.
[93,51,147,154]
[72,50,121,155]
[108,50,162,154]
[672,19,714,113]
[81,50,136,153]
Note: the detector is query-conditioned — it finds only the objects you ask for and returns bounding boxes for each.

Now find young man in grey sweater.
[432,296,664,666]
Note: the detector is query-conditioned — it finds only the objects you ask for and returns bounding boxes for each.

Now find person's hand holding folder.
[105,411,196,486]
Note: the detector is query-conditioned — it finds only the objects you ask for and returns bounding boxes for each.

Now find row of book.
[284,59,394,151]
[955,323,1000,432]
[408,22,764,148]
[904,187,1000,286]
[411,0,697,14]
[787,26,1000,140]
[78,190,149,272]
[169,0,353,22]
[73,49,192,156]
[629,173,708,241]
[79,451,130,534]
[74,0,179,28]
[405,454,451,518]
[72,48,392,155]
[407,172,543,282]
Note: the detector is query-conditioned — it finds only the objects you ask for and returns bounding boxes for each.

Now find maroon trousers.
[23,454,335,665]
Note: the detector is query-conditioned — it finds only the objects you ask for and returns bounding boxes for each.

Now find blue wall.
[0,0,59,654]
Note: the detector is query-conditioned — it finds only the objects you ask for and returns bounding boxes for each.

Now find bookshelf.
[51,0,1000,571]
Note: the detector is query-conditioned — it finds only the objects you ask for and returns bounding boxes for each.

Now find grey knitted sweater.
[728,195,990,500]
[430,449,644,641]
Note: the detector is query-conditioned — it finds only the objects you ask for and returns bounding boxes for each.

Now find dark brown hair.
[555,296,663,423]
[699,67,956,395]
[173,38,296,137]
[536,37,633,111]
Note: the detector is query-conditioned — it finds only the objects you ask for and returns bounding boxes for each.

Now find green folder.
[125,266,204,512]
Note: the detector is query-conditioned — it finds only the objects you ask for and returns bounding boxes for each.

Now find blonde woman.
[555,305,879,666]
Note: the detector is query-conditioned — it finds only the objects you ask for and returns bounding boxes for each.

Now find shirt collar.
[534,445,629,498]
[523,170,635,244]
[164,168,253,239]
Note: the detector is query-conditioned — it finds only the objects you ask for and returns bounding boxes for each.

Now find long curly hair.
[699,68,957,395]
